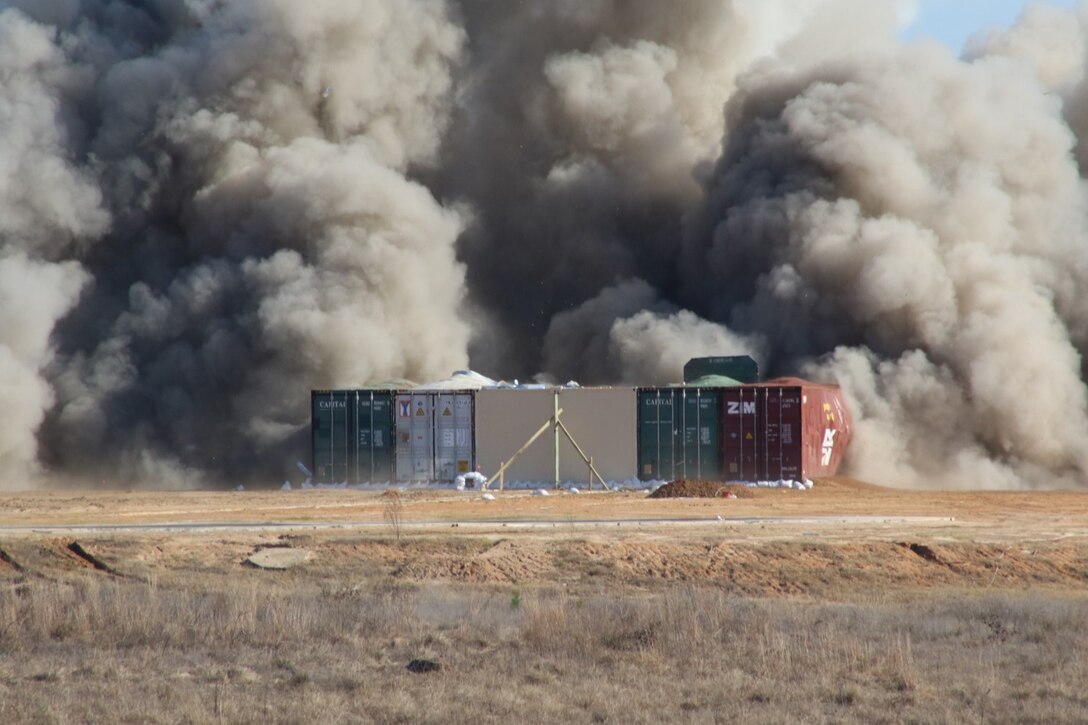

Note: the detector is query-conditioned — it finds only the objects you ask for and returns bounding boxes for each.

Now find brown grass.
[0,576,1086,723]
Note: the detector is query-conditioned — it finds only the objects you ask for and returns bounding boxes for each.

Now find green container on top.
[637,388,721,481]
[311,390,395,484]
[683,356,759,384]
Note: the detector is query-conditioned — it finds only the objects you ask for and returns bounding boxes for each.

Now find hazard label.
[442,406,452,417]
[745,432,753,441]
[415,406,426,416]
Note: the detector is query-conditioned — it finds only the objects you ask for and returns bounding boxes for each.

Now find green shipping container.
[683,356,759,384]
[637,389,721,481]
[311,390,395,484]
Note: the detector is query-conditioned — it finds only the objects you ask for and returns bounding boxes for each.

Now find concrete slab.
[245,548,312,569]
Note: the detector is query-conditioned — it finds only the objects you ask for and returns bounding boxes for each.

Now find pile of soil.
[650,481,732,499]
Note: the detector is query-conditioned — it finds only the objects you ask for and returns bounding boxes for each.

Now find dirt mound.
[355,538,1088,594]
[393,539,553,583]
[650,481,731,499]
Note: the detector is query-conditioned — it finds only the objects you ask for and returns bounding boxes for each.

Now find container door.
[433,394,454,481]
[721,388,759,481]
[373,392,395,482]
[411,393,435,482]
[434,393,474,481]
[356,392,394,483]
[759,387,802,481]
[637,389,676,481]
[757,387,780,481]
[683,390,720,480]
[312,391,354,483]
[454,394,475,478]
[678,390,692,479]
[394,394,410,481]
[395,393,434,482]
[782,387,804,481]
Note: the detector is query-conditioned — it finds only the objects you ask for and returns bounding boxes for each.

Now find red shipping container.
[720,379,851,481]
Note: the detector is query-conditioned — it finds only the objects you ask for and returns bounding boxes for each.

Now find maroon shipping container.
[720,379,851,481]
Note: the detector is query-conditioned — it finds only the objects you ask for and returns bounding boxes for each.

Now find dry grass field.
[1,478,1087,723]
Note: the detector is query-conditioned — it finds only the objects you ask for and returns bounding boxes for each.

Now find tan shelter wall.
[475,390,554,483]
[557,388,637,483]
[475,388,637,484]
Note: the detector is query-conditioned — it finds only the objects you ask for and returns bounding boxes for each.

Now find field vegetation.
[0,572,1086,723]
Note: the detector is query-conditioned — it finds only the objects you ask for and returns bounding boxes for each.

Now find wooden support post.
[485,410,564,490]
[556,419,610,491]
[588,456,593,491]
[553,391,560,490]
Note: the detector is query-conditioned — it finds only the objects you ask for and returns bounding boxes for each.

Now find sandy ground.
[1,477,1086,596]
[1,477,1087,539]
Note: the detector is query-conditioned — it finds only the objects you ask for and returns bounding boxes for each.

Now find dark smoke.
[1,0,1086,489]
[1,0,470,485]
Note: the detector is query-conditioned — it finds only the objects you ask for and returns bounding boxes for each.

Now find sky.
[903,0,1079,51]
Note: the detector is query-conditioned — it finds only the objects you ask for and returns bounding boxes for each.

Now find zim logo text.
[726,401,757,415]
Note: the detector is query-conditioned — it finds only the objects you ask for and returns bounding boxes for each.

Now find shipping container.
[311,375,849,487]
[394,392,475,482]
[720,379,851,481]
[637,388,721,481]
[684,356,759,384]
[434,392,475,479]
[311,390,395,484]
[475,387,638,485]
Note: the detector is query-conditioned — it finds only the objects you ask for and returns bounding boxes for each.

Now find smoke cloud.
[0,0,1085,489]
[2,0,469,486]
[683,32,1088,488]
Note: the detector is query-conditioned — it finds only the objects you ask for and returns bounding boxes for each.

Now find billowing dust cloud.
[0,0,1086,489]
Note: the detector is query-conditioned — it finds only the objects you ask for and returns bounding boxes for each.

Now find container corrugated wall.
[394,392,475,482]
[311,390,395,484]
[801,384,852,478]
[721,386,801,481]
[637,388,721,481]
[720,380,851,481]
